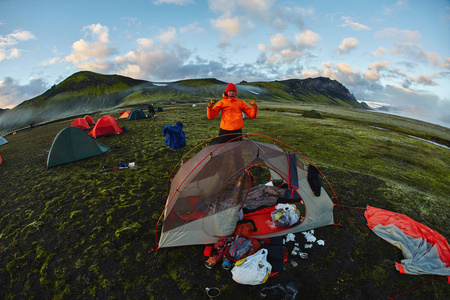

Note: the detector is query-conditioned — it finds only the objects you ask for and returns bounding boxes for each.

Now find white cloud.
[0,30,36,61]
[408,75,437,86]
[158,27,177,44]
[375,28,421,41]
[64,24,116,69]
[211,17,242,36]
[336,37,358,55]
[179,22,205,34]
[383,0,409,15]
[336,63,353,75]
[40,57,63,66]
[340,16,371,31]
[83,24,110,44]
[237,0,275,18]
[137,38,155,49]
[269,33,291,51]
[392,42,449,68]
[8,30,36,42]
[295,30,321,48]
[65,39,113,63]
[208,0,236,16]
[369,61,390,72]
[372,47,385,57]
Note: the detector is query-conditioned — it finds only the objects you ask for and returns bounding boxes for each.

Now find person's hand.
[208,99,216,108]
[250,100,257,108]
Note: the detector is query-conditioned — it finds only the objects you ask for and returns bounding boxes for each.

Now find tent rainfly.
[0,136,8,146]
[89,116,124,138]
[158,136,337,248]
[127,109,147,120]
[70,118,91,131]
[119,110,131,119]
[47,127,110,168]
[84,115,96,125]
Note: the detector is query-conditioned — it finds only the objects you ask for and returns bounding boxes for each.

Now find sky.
[1,0,449,127]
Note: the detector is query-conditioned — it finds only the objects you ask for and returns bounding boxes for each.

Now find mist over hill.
[0,71,364,135]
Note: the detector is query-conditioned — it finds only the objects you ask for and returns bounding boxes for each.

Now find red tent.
[89,116,124,138]
[70,118,91,131]
[84,115,96,125]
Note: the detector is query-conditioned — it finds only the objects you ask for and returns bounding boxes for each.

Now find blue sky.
[1,0,449,126]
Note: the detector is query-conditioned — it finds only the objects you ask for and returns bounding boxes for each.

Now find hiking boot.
[205,257,217,269]
[222,258,232,270]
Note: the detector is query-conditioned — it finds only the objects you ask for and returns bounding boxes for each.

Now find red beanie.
[226,83,237,92]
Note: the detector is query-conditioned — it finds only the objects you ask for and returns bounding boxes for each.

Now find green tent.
[127,109,147,120]
[47,127,110,168]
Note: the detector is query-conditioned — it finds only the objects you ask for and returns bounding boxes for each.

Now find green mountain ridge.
[0,71,365,135]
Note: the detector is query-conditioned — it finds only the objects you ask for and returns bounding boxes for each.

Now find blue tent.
[0,136,8,146]
[127,109,147,120]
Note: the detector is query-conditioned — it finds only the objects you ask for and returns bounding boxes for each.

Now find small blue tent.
[0,136,8,146]
[127,109,147,120]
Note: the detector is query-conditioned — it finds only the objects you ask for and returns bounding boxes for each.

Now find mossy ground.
[0,103,449,299]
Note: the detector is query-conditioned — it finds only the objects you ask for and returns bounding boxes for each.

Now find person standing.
[148,103,156,117]
[207,83,257,143]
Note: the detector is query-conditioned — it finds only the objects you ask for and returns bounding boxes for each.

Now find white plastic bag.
[271,204,300,228]
[231,249,272,285]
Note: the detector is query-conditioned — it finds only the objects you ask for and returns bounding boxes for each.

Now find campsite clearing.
[0,103,448,299]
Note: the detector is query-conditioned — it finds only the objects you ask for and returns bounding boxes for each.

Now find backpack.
[225,235,260,262]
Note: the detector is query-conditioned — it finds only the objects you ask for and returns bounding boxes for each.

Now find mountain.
[0,71,365,135]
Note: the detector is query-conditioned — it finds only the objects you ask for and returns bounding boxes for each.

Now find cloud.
[208,0,313,32]
[392,42,449,68]
[211,17,242,36]
[64,24,116,67]
[65,39,113,64]
[383,0,409,15]
[295,30,321,48]
[372,47,385,57]
[158,27,177,44]
[408,75,438,86]
[0,30,36,62]
[179,22,205,34]
[336,37,358,55]
[0,77,48,108]
[83,24,110,43]
[340,16,371,31]
[137,38,155,49]
[257,33,309,66]
[375,28,421,41]
[299,59,450,127]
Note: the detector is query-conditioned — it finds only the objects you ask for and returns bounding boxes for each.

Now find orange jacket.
[207,96,257,131]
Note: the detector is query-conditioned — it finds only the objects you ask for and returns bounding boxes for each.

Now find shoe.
[205,257,216,269]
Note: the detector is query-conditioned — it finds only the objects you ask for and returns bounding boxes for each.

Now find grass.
[0,102,449,299]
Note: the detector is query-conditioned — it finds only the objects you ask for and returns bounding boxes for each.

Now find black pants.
[217,128,243,144]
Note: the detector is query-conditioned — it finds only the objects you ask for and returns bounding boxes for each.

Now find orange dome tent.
[70,118,91,131]
[89,116,124,138]
[119,110,131,119]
